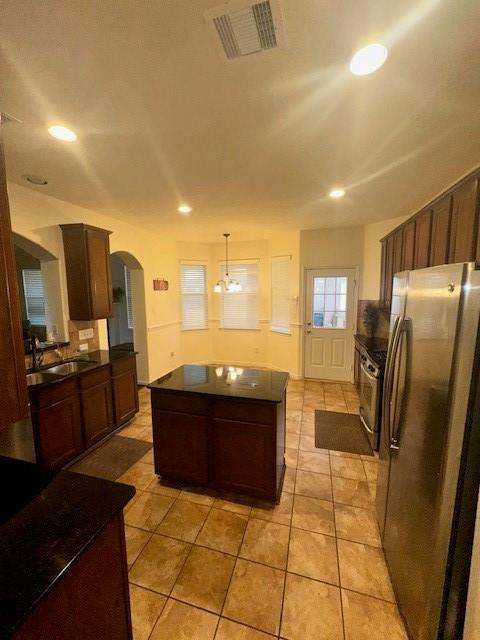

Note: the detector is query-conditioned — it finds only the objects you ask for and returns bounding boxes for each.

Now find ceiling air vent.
[206,0,283,59]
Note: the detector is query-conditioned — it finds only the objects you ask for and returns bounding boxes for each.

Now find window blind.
[271,256,290,333]
[22,269,46,326]
[220,262,258,329]
[181,264,208,329]
[124,266,134,330]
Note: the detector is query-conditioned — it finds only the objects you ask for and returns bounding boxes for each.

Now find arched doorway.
[107,251,149,384]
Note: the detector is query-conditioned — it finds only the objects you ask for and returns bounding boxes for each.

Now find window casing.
[124,266,134,330]
[220,261,258,329]
[22,269,46,326]
[181,264,208,330]
[271,256,290,334]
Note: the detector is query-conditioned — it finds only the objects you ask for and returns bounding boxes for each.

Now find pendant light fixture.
[214,233,242,293]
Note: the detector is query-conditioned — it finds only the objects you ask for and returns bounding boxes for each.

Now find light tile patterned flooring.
[117,381,408,640]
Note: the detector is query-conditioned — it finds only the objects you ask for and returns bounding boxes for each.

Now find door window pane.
[312,277,348,329]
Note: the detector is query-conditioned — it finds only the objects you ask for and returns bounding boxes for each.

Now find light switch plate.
[79,343,89,352]
[79,328,94,340]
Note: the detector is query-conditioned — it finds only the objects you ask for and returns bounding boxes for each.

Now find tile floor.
[117,380,408,640]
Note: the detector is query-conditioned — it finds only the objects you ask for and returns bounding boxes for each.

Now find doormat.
[70,435,152,481]
[315,410,373,456]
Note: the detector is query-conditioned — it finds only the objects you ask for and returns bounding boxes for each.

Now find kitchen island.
[148,364,288,502]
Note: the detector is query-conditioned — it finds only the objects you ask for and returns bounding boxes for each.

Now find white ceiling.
[1,0,479,241]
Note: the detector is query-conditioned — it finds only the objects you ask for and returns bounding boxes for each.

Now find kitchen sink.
[26,371,64,386]
[45,360,96,375]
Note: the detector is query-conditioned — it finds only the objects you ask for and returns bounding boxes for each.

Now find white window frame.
[22,269,47,326]
[220,260,259,330]
[180,263,208,330]
[124,265,134,330]
[271,255,290,334]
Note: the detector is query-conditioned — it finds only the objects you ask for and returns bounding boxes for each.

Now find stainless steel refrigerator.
[376,262,480,640]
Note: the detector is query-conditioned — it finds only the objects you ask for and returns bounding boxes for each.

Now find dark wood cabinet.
[81,367,114,448]
[0,142,28,431]
[13,514,132,640]
[430,196,452,266]
[449,177,479,263]
[414,209,432,269]
[60,223,113,320]
[354,347,361,391]
[111,355,139,427]
[402,219,416,271]
[151,385,286,502]
[30,379,84,471]
[380,168,480,307]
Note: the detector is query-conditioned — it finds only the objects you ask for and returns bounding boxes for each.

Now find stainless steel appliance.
[358,350,382,450]
[377,263,480,640]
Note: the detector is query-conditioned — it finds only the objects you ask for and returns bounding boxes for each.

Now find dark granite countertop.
[0,457,134,636]
[27,349,137,389]
[148,364,289,402]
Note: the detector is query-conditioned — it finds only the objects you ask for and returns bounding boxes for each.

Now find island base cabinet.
[153,409,208,484]
[212,419,276,500]
[13,514,132,640]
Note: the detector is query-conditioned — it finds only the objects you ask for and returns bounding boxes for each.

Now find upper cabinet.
[0,143,28,431]
[60,224,113,320]
[380,169,480,307]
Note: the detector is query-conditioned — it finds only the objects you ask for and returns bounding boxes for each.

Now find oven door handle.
[359,407,374,434]
[360,361,378,381]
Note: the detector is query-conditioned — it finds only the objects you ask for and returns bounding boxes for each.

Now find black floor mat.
[315,410,373,456]
[70,435,152,480]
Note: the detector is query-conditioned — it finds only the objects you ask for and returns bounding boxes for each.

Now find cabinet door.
[449,177,479,263]
[402,220,416,270]
[152,409,208,483]
[354,348,361,391]
[414,209,432,269]
[212,418,276,500]
[34,393,83,470]
[384,235,394,307]
[82,380,114,448]
[112,369,139,427]
[86,228,113,319]
[0,143,28,431]
[430,196,452,266]
[392,228,403,275]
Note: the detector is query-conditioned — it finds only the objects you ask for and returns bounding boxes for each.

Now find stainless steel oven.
[358,351,382,450]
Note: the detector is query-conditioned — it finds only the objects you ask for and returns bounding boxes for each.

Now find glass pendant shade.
[214,233,242,293]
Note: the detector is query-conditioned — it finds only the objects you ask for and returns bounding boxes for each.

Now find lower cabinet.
[111,357,139,427]
[151,390,285,502]
[29,356,139,471]
[13,515,132,640]
[81,368,114,449]
[33,385,83,471]
[354,347,361,391]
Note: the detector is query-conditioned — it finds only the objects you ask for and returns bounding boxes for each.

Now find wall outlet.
[79,328,94,340]
[79,343,89,352]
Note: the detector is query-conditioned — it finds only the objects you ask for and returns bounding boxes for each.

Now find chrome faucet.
[30,336,44,371]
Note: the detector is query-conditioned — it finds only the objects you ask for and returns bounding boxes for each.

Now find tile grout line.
[329,449,347,640]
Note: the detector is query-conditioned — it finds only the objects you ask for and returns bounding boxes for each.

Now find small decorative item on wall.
[153,278,169,291]
[112,286,125,304]
[362,301,380,338]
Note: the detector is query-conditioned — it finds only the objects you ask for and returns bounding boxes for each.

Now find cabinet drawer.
[151,390,207,416]
[79,365,110,390]
[213,398,275,425]
[29,378,78,409]
[111,356,136,377]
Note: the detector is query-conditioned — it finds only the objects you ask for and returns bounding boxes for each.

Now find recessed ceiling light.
[350,43,388,76]
[329,188,345,199]
[48,125,77,142]
[22,174,48,186]
[178,204,192,214]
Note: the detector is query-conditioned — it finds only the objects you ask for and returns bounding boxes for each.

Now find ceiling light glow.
[48,125,77,142]
[350,43,388,76]
[178,204,192,214]
[329,188,345,199]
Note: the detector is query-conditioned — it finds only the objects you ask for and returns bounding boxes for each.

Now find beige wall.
[361,215,410,300]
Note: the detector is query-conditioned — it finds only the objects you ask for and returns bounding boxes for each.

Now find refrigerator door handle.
[382,316,401,441]
[390,318,410,450]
